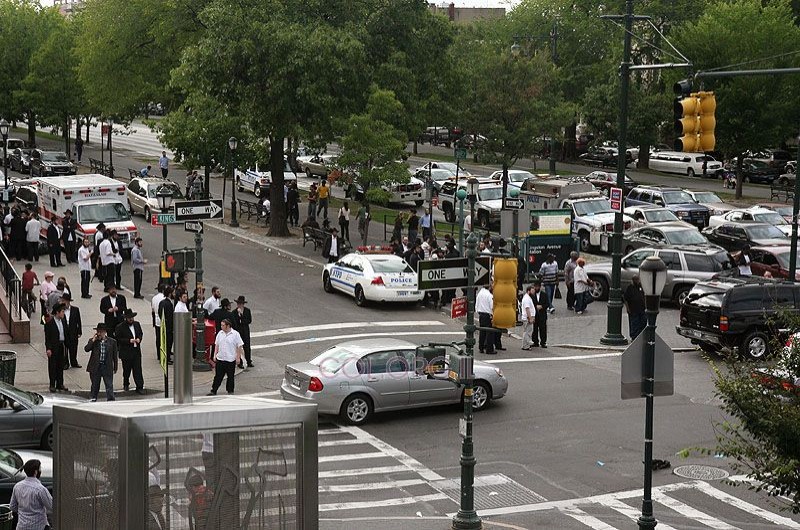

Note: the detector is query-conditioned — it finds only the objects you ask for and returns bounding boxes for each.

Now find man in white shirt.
[475,286,496,354]
[25,213,41,262]
[573,258,591,315]
[10,459,52,529]
[520,285,536,350]
[174,290,190,313]
[203,286,221,315]
[464,212,473,233]
[151,285,165,361]
[78,238,93,299]
[99,233,116,291]
[159,151,169,179]
[208,319,243,395]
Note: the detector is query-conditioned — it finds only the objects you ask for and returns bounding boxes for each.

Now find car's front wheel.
[254,183,262,198]
[443,205,456,223]
[305,168,312,179]
[469,381,492,411]
[590,275,608,301]
[323,272,334,293]
[478,212,490,229]
[144,206,151,220]
[340,393,373,425]
[741,330,770,360]
[41,425,53,451]
[673,285,691,306]
[578,230,591,253]
[687,168,695,178]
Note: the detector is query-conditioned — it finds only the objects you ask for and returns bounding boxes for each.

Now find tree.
[673,0,800,198]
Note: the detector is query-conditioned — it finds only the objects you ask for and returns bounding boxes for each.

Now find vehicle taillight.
[624,221,632,230]
[371,276,384,286]
[604,223,614,231]
[719,316,729,332]
[308,377,324,392]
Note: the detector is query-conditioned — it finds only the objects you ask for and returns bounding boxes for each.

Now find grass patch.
[10,127,63,143]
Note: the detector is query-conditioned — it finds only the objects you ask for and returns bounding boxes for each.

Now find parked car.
[235,160,297,198]
[13,184,38,210]
[298,154,335,178]
[677,277,800,359]
[418,126,455,147]
[708,207,792,236]
[565,195,634,252]
[438,180,504,226]
[585,246,734,305]
[626,186,710,228]
[622,224,712,253]
[702,221,788,252]
[9,148,33,174]
[740,149,792,171]
[579,146,619,168]
[623,205,694,229]
[740,245,800,281]
[0,448,53,505]
[413,167,456,194]
[580,170,637,195]
[754,202,794,223]
[684,190,734,216]
[281,339,508,425]
[486,169,537,187]
[647,151,722,178]
[322,253,424,306]
[127,177,184,218]
[0,382,84,450]
[740,159,782,184]
[30,149,77,178]
[3,139,25,165]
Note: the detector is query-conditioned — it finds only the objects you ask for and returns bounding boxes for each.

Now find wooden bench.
[770,181,795,202]
[237,197,269,225]
[302,227,327,250]
[128,168,140,180]
[88,158,113,176]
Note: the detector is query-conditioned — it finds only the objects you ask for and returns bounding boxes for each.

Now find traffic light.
[492,257,518,329]
[163,249,196,272]
[697,91,716,152]
[673,80,716,153]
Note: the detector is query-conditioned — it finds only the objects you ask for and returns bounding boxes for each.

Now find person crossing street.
[476,285,496,355]
[208,319,243,396]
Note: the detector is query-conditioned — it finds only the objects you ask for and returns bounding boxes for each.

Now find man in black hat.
[231,296,253,368]
[531,280,549,348]
[44,303,68,392]
[115,309,144,394]
[209,298,233,334]
[62,209,78,263]
[84,323,118,402]
[61,292,83,369]
[322,227,342,263]
[100,285,127,340]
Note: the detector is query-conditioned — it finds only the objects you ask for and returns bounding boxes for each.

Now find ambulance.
[37,174,138,256]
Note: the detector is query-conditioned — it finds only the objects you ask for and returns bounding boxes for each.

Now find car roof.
[751,245,791,253]
[634,186,683,191]
[634,245,726,255]
[719,220,770,227]
[641,223,693,232]
[333,338,418,354]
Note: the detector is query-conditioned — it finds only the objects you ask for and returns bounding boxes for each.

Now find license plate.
[291,377,301,388]
[397,291,409,296]
[687,329,702,338]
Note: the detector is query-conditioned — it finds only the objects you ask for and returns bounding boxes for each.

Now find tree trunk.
[735,154,744,200]
[75,117,81,143]
[26,113,36,147]
[268,136,290,237]
[64,117,70,156]
[413,140,418,155]
[86,118,90,143]
[564,121,577,160]
[204,165,211,200]
[637,143,650,169]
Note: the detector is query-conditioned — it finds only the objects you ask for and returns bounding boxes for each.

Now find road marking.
[318,452,387,463]
[691,480,800,528]
[318,465,409,478]
[603,498,678,530]
[653,491,740,530]
[319,478,427,493]
[250,321,446,338]
[318,438,367,447]
[319,492,450,512]
[559,506,621,529]
[486,352,622,364]
[251,331,463,350]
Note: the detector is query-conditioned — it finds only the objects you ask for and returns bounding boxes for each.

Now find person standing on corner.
[46,217,63,267]
[287,182,300,227]
[316,180,330,220]
[531,280,549,348]
[623,274,647,340]
[115,309,145,394]
[322,227,342,263]
[131,237,146,299]
[475,285,496,355]
[84,323,118,402]
[407,209,419,244]
[539,254,558,314]
[99,229,116,291]
[338,201,350,242]
[564,251,579,311]
[232,296,252,368]
[158,286,175,364]
[112,232,123,289]
[100,285,127,340]
[520,284,536,350]
[62,292,82,369]
[44,303,69,392]
[573,258,591,315]
[62,209,78,263]
[151,284,165,361]
[207,319,243,396]
[24,211,40,262]
[356,203,370,246]
[307,182,318,219]
[9,459,52,530]
[159,151,169,179]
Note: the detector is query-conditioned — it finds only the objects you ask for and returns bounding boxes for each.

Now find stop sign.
[432,196,439,208]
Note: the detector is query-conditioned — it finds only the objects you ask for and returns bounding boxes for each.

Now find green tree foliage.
[673,0,800,198]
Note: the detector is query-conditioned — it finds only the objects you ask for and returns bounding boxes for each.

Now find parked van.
[647,151,723,178]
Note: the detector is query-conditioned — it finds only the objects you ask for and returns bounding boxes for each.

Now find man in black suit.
[157,286,175,364]
[61,293,83,369]
[209,298,233,334]
[99,286,127,340]
[61,209,78,263]
[531,280,549,348]
[322,227,343,263]
[232,296,253,368]
[46,217,63,267]
[44,303,68,392]
[115,309,144,394]
[84,323,118,401]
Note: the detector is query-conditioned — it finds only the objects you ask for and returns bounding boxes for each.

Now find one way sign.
[174,200,223,221]
[417,257,491,291]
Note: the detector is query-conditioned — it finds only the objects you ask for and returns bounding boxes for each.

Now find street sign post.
[151,213,177,227]
[184,221,204,234]
[174,200,223,221]
[451,296,467,319]
[503,197,524,210]
[417,256,491,291]
[454,148,467,160]
[610,187,623,213]
[621,330,674,399]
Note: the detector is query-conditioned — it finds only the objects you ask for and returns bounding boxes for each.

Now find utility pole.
[549,21,559,177]
[790,127,800,282]
[193,229,208,371]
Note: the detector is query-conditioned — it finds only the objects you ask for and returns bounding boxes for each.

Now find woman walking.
[338,201,351,241]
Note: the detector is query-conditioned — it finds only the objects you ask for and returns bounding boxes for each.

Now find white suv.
[648,151,722,178]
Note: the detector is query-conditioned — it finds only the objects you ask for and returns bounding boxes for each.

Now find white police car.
[234,160,297,198]
[322,252,424,306]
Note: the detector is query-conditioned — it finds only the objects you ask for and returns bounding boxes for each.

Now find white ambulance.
[37,174,138,256]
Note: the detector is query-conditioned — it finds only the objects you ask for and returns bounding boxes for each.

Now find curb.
[206,222,324,269]
[554,343,697,353]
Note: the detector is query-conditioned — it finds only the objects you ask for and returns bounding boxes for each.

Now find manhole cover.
[673,465,729,480]
[432,474,546,510]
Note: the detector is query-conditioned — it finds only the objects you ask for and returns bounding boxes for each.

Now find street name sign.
[621,330,674,400]
[610,187,623,213]
[454,148,467,160]
[184,221,204,234]
[151,213,177,227]
[503,198,524,210]
[417,256,491,291]
[174,200,223,221]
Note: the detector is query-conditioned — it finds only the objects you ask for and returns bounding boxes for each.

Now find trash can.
[0,504,13,530]
[0,352,16,386]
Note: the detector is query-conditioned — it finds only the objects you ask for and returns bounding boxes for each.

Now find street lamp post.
[457,188,467,254]
[508,187,520,250]
[228,136,239,228]
[637,256,667,530]
[0,119,9,191]
[467,177,479,236]
[156,187,174,398]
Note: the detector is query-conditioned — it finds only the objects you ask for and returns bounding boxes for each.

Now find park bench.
[128,168,139,180]
[88,158,113,176]
[302,227,327,251]
[237,197,269,226]
[770,181,795,202]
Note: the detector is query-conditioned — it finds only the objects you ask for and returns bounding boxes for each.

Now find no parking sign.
[610,187,623,212]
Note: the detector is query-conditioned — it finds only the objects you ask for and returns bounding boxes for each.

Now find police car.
[234,160,297,198]
[322,252,424,306]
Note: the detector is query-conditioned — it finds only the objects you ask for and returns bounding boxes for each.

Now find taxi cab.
[322,250,424,306]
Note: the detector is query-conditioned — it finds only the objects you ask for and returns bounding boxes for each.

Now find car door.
[359,350,410,410]
[127,180,142,213]
[731,227,748,251]
[0,390,35,447]
[406,350,460,406]
[620,249,655,289]
[656,250,683,297]
[329,257,355,296]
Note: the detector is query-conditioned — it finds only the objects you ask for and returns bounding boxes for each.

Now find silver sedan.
[280,339,508,425]
[0,382,84,450]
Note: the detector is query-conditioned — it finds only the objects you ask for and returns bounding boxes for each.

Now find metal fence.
[381,213,492,243]
[0,246,21,327]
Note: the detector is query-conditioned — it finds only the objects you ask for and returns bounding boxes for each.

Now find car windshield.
[662,191,695,204]
[0,381,41,405]
[76,202,131,224]
[370,259,413,273]
[42,152,69,162]
[773,206,793,217]
[644,210,679,222]
[478,187,503,201]
[310,346,358,373]
[711,251,734,271]
[777,251,800,269]
[7,140,24,149]
[0,449,22,477]
[508,171,535,183]
[749,160,769,169]
[745,225,786,239]
[753,211,787,225]
[693,192,722,203]
[665,229,707,245]
[574,199,612,216]
[429,169,454,181]
[147,184,183,199]
[685,285,726,307]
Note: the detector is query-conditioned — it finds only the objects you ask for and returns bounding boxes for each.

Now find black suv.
[676,277,800,359]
